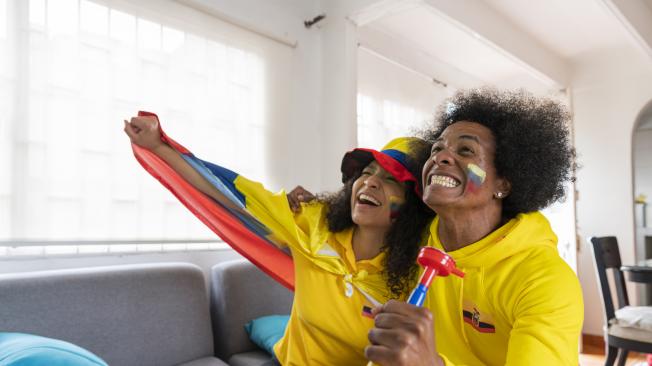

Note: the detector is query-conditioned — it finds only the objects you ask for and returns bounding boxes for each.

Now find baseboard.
[583,333,605,347]
[582,333,604,354]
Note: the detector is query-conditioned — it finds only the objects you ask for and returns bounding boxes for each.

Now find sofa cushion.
[608,323,652,343]
[613,306,652,330]
[244,315,289,356]
[176,356,229,366]
[0,332,108,366]
[0,263,215,366]
[211,259,293,361]
[228,351,278,366]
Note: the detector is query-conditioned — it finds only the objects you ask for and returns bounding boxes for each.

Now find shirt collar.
[333,228,386,273]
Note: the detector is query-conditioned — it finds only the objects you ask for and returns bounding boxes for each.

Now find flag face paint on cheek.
[466,163,486,192]
[389,195,403,219]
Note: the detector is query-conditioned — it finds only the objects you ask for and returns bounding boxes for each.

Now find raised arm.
[124,115,325,252]
[124,116,251,213]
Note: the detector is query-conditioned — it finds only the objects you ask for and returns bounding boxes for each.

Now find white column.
[317,3,359,191]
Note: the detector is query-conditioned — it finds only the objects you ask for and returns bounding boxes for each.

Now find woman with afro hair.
[124,115,435,365]
[365,89,583,366]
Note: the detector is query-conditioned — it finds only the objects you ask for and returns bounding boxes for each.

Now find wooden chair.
[590,236,652,366]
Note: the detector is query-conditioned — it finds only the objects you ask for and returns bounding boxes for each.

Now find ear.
[495,177,512,198]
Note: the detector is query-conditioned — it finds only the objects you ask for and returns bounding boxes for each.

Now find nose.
[432,149,454,166]
[363,174,381,189]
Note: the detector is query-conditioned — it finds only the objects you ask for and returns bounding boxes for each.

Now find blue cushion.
[0,333,108,366]
[244,315,289,356]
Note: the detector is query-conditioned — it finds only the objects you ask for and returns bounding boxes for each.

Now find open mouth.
[357,193,381,206]
[429,174,461,188]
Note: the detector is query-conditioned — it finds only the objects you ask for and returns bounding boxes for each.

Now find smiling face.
[350,161,407,229]
[421,121,510,213]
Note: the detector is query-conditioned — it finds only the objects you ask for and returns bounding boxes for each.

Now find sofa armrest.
[210,259,293,361]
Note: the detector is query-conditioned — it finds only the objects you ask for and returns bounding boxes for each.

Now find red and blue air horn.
[365,247,464,366]
[407,246,465,306]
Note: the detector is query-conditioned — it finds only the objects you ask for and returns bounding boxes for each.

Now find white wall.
[572,46,652,335]
[634,128,652,228]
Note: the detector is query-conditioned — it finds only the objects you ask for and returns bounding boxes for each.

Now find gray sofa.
[210,260,293,366]
[0,260,293,366]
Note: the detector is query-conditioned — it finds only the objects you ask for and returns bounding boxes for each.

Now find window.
[357,94,431,149]
[356,47,447,149]
[0,0,290,255]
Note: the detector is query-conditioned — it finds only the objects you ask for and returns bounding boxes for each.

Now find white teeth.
[359,193,381,206]
[430,175,460,188]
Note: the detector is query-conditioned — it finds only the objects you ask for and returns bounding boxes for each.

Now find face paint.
[389,195,403,219]
[466,163,486,192]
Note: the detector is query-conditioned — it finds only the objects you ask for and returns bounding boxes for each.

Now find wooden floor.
[580,341,648,366]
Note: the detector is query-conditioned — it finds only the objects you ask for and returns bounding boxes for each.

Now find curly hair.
[422,88,576,219]
[318,140,434,299]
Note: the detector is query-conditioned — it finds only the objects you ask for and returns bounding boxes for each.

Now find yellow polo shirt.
[233,176,401,365]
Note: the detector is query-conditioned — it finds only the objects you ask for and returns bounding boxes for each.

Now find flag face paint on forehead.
[466,163,486,192]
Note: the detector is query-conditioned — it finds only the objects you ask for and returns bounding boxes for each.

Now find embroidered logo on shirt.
[361,305,374,319]
[462,300,496,333]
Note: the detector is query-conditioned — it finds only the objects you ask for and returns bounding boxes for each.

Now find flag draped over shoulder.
[130,111,295,290]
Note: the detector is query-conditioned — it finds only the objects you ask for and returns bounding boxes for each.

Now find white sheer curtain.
[356,47,448,150]
[357,94,432,150]
[0,0,291,255]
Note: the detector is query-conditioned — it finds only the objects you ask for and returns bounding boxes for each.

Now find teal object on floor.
[244,315,290,356]
[0,333,108,366]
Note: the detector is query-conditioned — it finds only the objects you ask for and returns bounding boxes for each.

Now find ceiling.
[483,0,632,59]
[355,0,652,93]
[368,6,546,87]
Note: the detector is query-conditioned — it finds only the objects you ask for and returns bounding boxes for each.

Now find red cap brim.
[341,148,420,195]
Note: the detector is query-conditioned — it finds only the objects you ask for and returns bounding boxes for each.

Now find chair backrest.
[590,236,630,324]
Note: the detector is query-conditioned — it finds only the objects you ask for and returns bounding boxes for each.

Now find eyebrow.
[434,135,480,144]
[458,135,480,143]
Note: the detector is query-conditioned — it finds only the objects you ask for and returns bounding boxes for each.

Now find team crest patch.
[462,300,495,333]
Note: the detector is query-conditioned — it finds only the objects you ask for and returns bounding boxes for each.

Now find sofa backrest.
[210,259,293,361]
[0,262,214,366]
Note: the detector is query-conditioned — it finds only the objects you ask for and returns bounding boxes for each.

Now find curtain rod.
[358,44,448,88]
[175,0,298,48]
